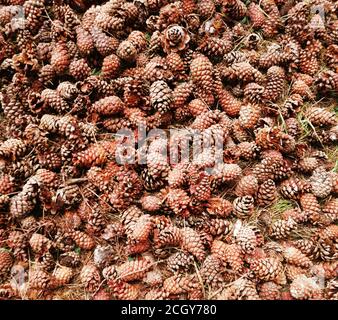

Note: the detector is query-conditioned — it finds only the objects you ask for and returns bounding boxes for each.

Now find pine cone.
[205,197,233,217]
[299,193,321,224]
[29,233,52,255]
[243,83,264,104]
[239,104,261,129]
[50,41,70,74]
[72,143,108,168]
[153,225,182,249]
[163,274,199,295]
[235,175,259,197]
[54,266,73,285]
[80,264,101,292]
[29,269,52,290]
[162,25,190,54]
[257,179,277,206]
[234,223,257,253]
[248,3,266,29]
[150,80,173,114]
[290,275,322,300]
[258,282,281,300]
[116,258,152,282]
[75,26,94,56]
[270,218,298,239]
[0,250,13,276]
[41,89,70,113]
[204,218,232,237]
[167,251,194,273]
[69,59,91,81]
[197,0,215,18]
[253,157,291,182]
[91,26,119,56]
[233,196,255,218]
[280,177,309,200]
[200,254,224,288]
[283,246,313,268]
[164,188,190,217]
[101,54,121,80]
[181,227,206,261]
[216,88,241,117]
[224,243,244,274]
[130,214,153,243]
[71,231,95,250]
[92,96,124,116]
[190,54,214,93]
[117,40,137,61]
[310,167,333,198]
[262,66,285,102]
[250,257,286,285]
[198,36,232,58]
[306,107,337,127]
[0,139,27,161]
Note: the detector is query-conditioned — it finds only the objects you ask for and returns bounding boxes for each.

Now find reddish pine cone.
[69,59,91,81]
[0,250,13,276]
[262,66,285,102]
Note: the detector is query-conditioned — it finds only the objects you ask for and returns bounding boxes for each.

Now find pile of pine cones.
[0,0,337,300]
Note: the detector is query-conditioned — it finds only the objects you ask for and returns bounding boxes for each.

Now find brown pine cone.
[69,59,91,81]
[216,88,241,117]
[239,104,261,129]
[117,40,138,61]
[80,264,101,292]
[280,177,309,200]
[0,250,13,276]
[41,89,70,113]
[153,225,182,249]
[270,218,298,239]
[190,54,214,93]
[262,66,285,102]
[29,269,52,290]
[70,231,95,250]
[248,3,266,29]
[72,143,108,168]
[234,223,257,254]
[200,254,224,288]
[102,54,121,80]
[306,107,337,127]
[164,188,190,217]
[163,274,199,295]
[258,282,281,300]
[54,266,74,285]
[91,26,119,56]
[224,243,244,274]
[180,227,206,261]
[92,96,124,116]
[290,275,322,300]
[29,233,52,255]
[75,26,94,56]
[310,167,333,198]
[108,278,139,300]
[150,80,173,114]
[250,257,286,285]
[197,0,215,18]
[116,258,152,282]
[283,246,313,268]
[257,179,277,206]
[167,251,194,273]
[205,197,233,217]
[235,175,259,197]
[50,41,70,74]
[233,196,255,218]
[299,193,321,224]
